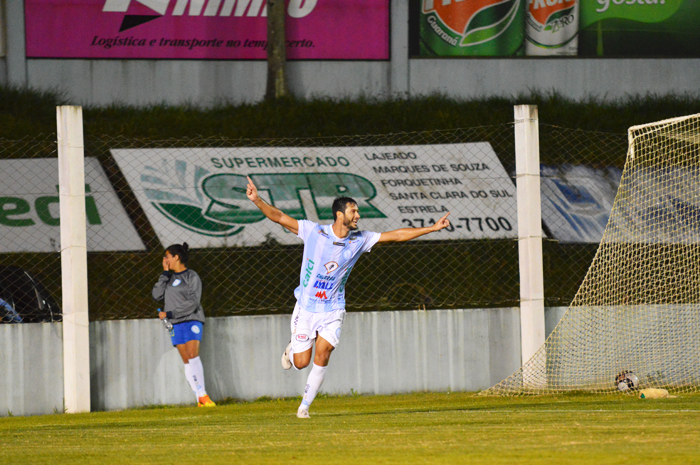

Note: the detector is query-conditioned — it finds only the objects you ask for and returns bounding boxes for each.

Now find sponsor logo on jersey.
[318,228,329,237]
[333,241,346,247]
[296,334,309,342]
[338,266,353,293]
[313,280,333,290]
[342,248,354,260]
[172,279,181,286]
[324,261,339,273]
[315,274,336,281]
[315,290,328,299]
[302,258,315,287]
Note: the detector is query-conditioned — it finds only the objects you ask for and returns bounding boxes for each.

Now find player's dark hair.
[165,242,190,266]
[332,197,357,221]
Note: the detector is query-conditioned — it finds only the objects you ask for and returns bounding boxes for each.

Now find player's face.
[343,203,360,230]
[164,251,180,268]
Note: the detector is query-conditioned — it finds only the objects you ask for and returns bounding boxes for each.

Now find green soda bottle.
[419,0,525,56]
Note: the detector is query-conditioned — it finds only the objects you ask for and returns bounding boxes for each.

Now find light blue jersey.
[295,220,381,313]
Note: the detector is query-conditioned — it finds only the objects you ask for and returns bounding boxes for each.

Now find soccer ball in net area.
[615,371,639,391]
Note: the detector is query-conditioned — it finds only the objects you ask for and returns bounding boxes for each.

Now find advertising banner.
[25,0,389,60]
[418,0,524,56]
[540,165,621,243]
[525,0,578,56]
[0,158,145,253]
[606,167,700,244]
[111,144,518,248]
[412,0,700,57]
[579,0,700,57]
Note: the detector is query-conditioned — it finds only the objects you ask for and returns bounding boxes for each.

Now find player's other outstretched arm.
[377,212,450,243]
[246,176,299,234]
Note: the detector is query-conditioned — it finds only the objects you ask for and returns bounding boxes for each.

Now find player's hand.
[433,212,451,231]
[158,311,167,320]
[162,256,169,271]
[246,176,259,202]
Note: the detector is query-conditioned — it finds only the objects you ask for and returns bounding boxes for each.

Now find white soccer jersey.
[294,220,381,313]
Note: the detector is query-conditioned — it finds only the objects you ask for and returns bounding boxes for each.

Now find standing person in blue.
[152,242,216,408]
[246,176,450,418]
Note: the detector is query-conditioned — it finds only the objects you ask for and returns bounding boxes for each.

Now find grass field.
[1,392,699,464]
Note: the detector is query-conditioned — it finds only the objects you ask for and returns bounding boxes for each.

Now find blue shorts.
[170,321,204,346]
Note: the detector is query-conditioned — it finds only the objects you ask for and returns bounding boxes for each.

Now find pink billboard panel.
[25,0,389,60]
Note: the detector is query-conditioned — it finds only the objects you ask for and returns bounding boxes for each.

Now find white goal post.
[486,113,700,395]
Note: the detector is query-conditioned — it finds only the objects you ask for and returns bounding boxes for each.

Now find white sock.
[188,356,208,397]
[183,363,199,400]
[300,364,327,410]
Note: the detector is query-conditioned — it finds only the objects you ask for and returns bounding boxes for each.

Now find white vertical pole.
[390,0,409,98]
[5,0,27,85]
[0,0,7,58]
[514,105,546,384]
[57,106,91,413]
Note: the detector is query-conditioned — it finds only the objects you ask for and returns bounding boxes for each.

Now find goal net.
[485,114,700,395]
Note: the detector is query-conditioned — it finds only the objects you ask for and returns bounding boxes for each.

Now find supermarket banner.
[111,144,518,248]
[25,0,389,60]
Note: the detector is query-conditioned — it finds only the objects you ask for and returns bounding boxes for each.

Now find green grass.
[2,84,700,139]
[1,392,699,464]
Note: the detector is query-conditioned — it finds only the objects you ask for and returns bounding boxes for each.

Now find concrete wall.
[91,308,522,411]
[2,1,699,106]
[1,307,541,416]
[0,323,63,417]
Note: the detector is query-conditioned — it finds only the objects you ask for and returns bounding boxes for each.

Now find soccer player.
[152,242,216,408]
[246,176,450,418]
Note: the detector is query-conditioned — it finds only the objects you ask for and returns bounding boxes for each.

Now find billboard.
[410,0,700,57]
[540,165,621,244]
[25,0,389,60]
[417,0,525,56]
[578,0,700,57]
[606,167,700,244]
[111,144,518,248]
[0,158,145,253]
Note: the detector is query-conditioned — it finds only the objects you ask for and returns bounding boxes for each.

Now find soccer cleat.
[197,395,216,407]
[281,341,292,370]
[297,407,310,419]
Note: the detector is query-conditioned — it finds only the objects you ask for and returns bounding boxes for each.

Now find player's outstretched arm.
[377,212,450,243]
[246,176,299,234]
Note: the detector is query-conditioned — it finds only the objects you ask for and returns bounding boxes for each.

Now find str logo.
[103,0,318,31]
[314,291,328,299]
[138,161,385,238]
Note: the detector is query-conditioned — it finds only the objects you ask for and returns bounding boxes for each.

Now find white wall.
[91,308,522,411]
[1,308,530,416]
[0,323,63,417]
[0,307,579,417]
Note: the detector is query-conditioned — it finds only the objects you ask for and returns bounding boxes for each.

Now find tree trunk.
[265,0,288,100]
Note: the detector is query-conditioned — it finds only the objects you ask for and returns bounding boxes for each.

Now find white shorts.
[290,302,346,353]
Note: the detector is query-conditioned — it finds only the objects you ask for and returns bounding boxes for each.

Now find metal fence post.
[57,105,91,413]
[514,105,545,382]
